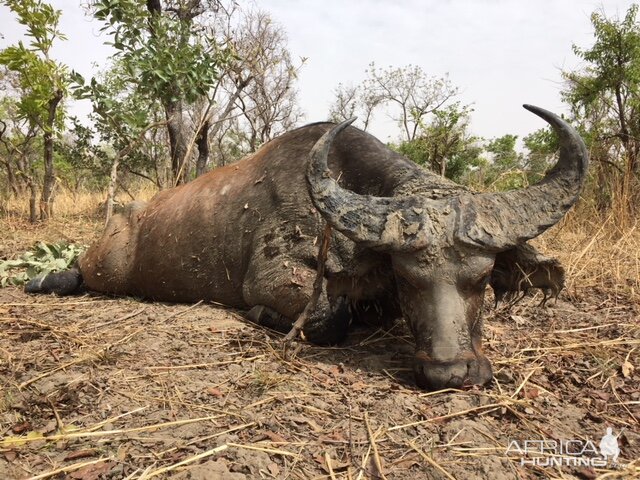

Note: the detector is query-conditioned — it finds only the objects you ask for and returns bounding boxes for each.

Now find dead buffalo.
[26,105,588,390]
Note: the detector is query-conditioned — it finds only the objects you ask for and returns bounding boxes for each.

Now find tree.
[328,83,382,131]
[0,0,68,220]
[92,0,232,184]
[198,8,303,170]
[522,126,559,184]
[482,134,527,190]
[395,103,483,182]
[232,10,304,154]
[72,59,167,222]
[563,4,640,214]
[0,81,40,221]
[366,63,458,142]
[328,63,459,142]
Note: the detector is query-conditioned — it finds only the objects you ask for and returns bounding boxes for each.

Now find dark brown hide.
[79,123,429,309]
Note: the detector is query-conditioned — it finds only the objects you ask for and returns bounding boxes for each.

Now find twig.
[388,402,505,432]
[1,415,220,447]
[511,366,542,398]
[144,445,228,478]
[284,222,332,342]
[324,451,338,480]
[355,441,373,480]
[226,442,297,456]
[147,355,264,371]
[47,397,64,431]
[26,457,115,480]
[89,307,147,330]
[19,356,94,389]
[155,422,256,457]
[162,300,204,323]
[364,412,387,480]
[408,441,456,480]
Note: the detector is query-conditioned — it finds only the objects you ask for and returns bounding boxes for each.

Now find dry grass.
[535,205,640,305]
[1,185,158,221]
[0,186,156,260]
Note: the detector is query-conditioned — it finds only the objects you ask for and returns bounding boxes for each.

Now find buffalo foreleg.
[246,295,350,345]
[243,262,350,345]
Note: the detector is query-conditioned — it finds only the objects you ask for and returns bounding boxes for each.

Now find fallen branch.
[283,222,332,342]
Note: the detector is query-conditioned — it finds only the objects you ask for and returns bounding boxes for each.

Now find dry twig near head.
[283,222,333,343]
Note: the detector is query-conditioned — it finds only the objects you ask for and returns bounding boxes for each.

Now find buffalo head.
[307,105,588,390]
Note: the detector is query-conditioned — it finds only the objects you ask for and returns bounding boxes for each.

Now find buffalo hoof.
[413,354,493,390]
[24,269,83,296]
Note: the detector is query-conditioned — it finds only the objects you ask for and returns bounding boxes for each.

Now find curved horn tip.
[311,116,357,155]
[337,116,357,129]
[522,104,563,125]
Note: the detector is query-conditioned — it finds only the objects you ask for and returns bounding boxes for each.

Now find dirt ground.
[1,216,639,480]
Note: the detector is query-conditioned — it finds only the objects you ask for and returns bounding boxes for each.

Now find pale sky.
[1,0,637,143]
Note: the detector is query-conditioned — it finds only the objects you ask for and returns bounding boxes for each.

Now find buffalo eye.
[460,269,492,293]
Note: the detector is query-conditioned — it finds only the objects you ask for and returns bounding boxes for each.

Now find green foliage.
[71,62,153,143]
[53,118,111,189]
[0,0,68,130]
[522,126,559,183]
[0,242,85,287]
[564,3,640,133]
[91,0,232,105]
[571,4,640,97]
[396,102,482,182]
[69,57,165,186]
[562,3,640,210]
[394,103,484,182]
[71,59,157,156]
[456,134,530,191]
[482,135,525,190]
[485,134,519,169]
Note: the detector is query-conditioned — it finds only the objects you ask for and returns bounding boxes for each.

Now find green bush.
[0,242,85,287]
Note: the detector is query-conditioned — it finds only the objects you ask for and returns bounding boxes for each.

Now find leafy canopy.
[0,0,68,130]
[89,0,233,105]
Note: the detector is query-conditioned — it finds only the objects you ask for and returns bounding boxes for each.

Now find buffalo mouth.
[413,352,493,390]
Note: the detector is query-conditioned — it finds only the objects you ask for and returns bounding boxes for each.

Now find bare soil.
[1,216,639,479]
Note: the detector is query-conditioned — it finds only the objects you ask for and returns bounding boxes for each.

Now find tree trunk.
[1,160,19,196]
[146,0,190,185]
[165,100,190,185]
[28,176,38,224]
[195,119,210,177]
[105,155,121,226]
[40,89,63,221]
[14,154,37,222]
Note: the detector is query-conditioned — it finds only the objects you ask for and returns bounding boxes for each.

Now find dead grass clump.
[535,205,640,305]
[1,184,158,222]
[0,185,158,261]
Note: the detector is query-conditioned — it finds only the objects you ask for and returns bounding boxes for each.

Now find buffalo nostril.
[413,355,494,390]
[446,374,465,388]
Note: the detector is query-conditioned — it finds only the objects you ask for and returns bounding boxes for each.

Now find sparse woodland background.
[0,0,639,301]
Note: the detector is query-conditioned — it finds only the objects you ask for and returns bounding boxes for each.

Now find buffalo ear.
[490,243,565,306]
